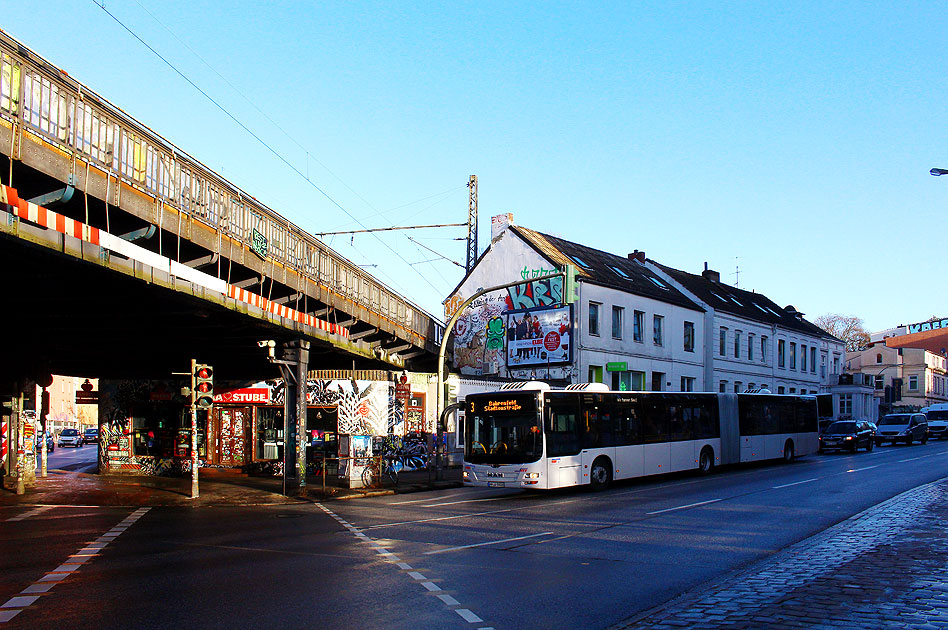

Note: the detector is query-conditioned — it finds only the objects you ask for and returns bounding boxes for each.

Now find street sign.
[395,383,410,402]
[76,390,99,405]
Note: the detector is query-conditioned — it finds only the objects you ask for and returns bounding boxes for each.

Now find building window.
[874,375,884,390]
[734,330,742,359]
[653,315,664,346]
[748,382,755,390]
[612,306,624,340]
[790,342,797,370]
[833,355,840,374]
[789,388,796,394]
[681,376,695,392]
[734,381,742,393]
[719,327,728,356]
[719,380,727,393]
[588,365,603,383]
[761,336,768,363]
[612,371,632,391]
[633,310,644,343]
[778,339,786,368]
[839,394,853,416]
[801,345,807,372]
[760,383,768,391]
[909,375,918,391]
[748,334,755,361]
[589,302,600,336]
[810,347,816,374]
[651,372,664,391]
[778,386,786,394]
[683,321,695,352]
[876,353,883,364]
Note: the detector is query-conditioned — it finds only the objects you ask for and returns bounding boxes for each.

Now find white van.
[922,404,948,439]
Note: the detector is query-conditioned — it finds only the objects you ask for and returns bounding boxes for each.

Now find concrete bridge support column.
[278,340,310,497]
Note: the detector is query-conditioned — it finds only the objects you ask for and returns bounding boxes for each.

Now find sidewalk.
[610,476,948,630]
[0,465,463,507]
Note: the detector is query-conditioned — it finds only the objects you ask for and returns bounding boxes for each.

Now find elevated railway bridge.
[0,29,444,392]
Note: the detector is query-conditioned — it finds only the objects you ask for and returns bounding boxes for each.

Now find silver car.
[58,428,83,448]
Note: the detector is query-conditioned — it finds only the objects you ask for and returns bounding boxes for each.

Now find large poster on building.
[506,305,572,368]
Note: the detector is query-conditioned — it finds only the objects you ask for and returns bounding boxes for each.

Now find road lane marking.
[0,507,149,622]
[317,501,492,628]
[646,499,722,515]
[6,506,53,522]
[772,478,819,489]
[390,489,501,505]
[421,496,516,508]
[424,532,554,555]
[846,465,880,473]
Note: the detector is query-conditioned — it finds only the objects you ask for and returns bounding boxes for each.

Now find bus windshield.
[464,393,543,465]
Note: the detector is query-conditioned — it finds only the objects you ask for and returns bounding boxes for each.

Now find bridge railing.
[0,34,443,346]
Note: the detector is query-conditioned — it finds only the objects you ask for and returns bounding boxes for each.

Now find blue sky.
[4,2,946,332]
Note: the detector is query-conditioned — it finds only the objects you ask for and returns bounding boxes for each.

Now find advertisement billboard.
[506,305,572,368]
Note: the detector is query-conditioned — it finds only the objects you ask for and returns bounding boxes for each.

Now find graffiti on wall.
[272,378,393,436]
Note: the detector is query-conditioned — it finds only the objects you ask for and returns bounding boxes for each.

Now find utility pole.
[15,393,24,495]
[466,175,478,274]
[190,359,199,499]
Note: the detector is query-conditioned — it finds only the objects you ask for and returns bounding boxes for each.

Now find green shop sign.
[606,362,627,372]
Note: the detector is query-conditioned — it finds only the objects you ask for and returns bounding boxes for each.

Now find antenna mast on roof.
[734,257,740,288]
[466,175,478,274]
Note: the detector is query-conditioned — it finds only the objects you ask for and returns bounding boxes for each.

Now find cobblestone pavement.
[611,477,948,630]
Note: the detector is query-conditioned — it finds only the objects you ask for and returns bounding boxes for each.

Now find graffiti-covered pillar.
[278,339,309,496]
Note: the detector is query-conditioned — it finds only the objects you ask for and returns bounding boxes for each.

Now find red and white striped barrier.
[1,418,7,468]
[1,184,349,339]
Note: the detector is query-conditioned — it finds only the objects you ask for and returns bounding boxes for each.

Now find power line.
[91,0,449,297]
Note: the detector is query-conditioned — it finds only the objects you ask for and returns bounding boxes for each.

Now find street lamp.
[930,168,948,176]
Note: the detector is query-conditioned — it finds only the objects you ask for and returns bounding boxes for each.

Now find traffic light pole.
[190,358,199,499]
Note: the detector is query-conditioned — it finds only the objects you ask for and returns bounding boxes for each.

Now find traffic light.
[562,264,579,304]
[40,389,50,420]
[194,364,214,408]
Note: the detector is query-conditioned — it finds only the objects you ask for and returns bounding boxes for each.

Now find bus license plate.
[487,481,505,488]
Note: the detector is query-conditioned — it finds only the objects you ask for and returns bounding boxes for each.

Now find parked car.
[819,420,875,453]
[82,428,99,444]
[923,404,948,439]
[58,428,83,448]
[875,413,928,446]
[36,431,54,453]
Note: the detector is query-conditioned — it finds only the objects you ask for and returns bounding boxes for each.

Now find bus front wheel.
[589,457,612,491]
[698,447,714,475]
[783,440,795,463]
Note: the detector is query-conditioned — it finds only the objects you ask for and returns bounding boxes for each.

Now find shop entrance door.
[216,407,250,468]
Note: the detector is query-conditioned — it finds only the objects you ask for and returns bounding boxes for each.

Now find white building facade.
[444,218,706,390]
[648,263,846,396]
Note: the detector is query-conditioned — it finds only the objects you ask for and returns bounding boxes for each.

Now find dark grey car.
[820,420,874,453]
[875,413,928,446]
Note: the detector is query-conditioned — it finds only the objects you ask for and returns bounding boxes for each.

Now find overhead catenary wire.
[91,0,449,297]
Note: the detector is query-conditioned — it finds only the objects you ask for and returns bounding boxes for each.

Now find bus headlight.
[462,471,470,479]
[522,472,540,479]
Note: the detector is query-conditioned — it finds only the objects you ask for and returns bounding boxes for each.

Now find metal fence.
[0,33,442,345]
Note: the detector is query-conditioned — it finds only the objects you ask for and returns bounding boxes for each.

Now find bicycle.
[361,455,400,488]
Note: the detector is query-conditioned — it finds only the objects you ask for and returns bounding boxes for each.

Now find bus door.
[581,398,616,482]
[546,397,583,487]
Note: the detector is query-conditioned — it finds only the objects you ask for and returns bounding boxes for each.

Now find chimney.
[701,262,720,284]
[491,213,513,242]
[628,250,646,263]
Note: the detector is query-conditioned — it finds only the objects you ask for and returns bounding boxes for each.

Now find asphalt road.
[2,439,946,630]
[33,438,98,474]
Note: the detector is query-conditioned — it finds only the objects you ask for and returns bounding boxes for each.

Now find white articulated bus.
[462,382,819,491]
